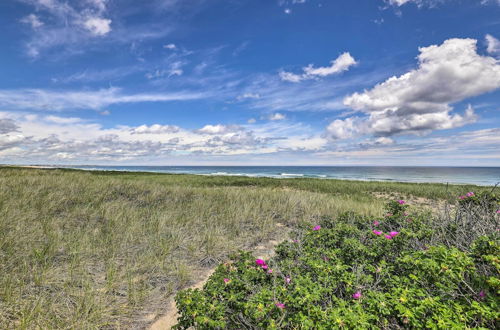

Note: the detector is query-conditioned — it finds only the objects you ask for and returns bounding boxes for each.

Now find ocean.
[55,166,500,186]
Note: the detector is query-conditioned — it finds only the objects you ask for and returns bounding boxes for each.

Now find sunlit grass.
[0,167,491,328]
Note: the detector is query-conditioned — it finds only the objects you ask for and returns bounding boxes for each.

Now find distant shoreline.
[4,164,498,187]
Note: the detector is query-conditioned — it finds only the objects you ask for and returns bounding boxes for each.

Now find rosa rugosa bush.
[174,199,499,329]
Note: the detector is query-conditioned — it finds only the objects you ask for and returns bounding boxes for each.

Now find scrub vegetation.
[0,167,496,328]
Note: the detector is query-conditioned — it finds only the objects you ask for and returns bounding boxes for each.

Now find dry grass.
[0,167,489,328]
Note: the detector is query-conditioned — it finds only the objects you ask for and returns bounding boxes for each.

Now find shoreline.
[5,164,498,187]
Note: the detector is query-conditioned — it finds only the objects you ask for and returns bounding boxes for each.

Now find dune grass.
[0,167,492,328]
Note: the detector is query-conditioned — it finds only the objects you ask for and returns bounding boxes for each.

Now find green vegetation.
[0,167,496,328]
[176,194,500,329]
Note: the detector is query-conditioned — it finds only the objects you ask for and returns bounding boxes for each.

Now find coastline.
[6,164,500,186]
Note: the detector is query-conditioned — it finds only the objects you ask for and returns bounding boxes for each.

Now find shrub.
[175,197,500,329]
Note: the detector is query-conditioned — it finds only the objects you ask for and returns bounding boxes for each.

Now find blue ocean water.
[58,166,500,186]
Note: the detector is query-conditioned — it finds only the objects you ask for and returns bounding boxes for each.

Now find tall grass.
[0,167,491,328]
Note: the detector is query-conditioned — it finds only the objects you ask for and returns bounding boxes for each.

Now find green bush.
[175,197,500,329]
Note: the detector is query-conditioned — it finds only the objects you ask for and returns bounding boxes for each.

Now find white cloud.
[145,61,185,79]
[337,38,500,138]
[326,117,359,140]
[20,14,44,28]
[196,124,241,135]
[83,17,112,36]
[163,43,177,50]
[269,113,286,121]
[0,87,206,111]
[279,71,304,83]
[44,115,85,124]
[18,0,172,58]
[303,53,358,77]
[247,118,257,124]
[237,93,261,100]
[387,0,412,5]
[388,0,499,7]
[280,52,357,82]
[485,34,500,56]
[130,124,180,134]
[284,8,292,14]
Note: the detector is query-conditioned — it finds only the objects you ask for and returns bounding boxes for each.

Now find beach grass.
[0,167,492,328]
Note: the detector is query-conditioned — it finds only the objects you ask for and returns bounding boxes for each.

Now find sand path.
[149,232,285,330]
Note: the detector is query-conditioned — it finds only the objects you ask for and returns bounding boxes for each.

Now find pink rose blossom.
[384,234,393,240]
[352,291,362,299]
[313,225,321,231]
[466,192,474,197]
[255,259,266,266]
[373,220,380,226]
[372,230,382,236]
[496,210,500,214]
[223,278,230,284]
[398,200,406,205]
[389,231,399,237]
[261,264,268,270]
[275,302,285,309]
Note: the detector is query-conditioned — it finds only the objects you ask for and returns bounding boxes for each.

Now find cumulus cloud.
[83,17,112,36]
[130,124,180,134]
[326,117,359,140]
[280,52,357,82]
[485,34,500,56]
[332,38,500,139]
[196,124,241,135]
[0,87,206,111]
[163,43,177,50]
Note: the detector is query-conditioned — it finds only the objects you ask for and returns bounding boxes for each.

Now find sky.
[0,0,499,166]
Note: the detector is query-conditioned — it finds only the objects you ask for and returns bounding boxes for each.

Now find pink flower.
[285,277,291,284]
[459,195,466,200]
[313,225,321,231]
[275,302,285,309]
[372,230,383,236]
[352,291,362,299]
[478,290,486,298]
[255,259,266,266]
[267,269,273,274]
[398,200,406,205]
[384,234,393,240]
[389,231,399,237]
[373,220,380,226]
[223,278,230,284]
[496,210,500,214]
[261,264,268,270]
[466,192,474,197]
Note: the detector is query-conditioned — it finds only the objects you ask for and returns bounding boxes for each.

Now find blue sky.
[0,0,499,165]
